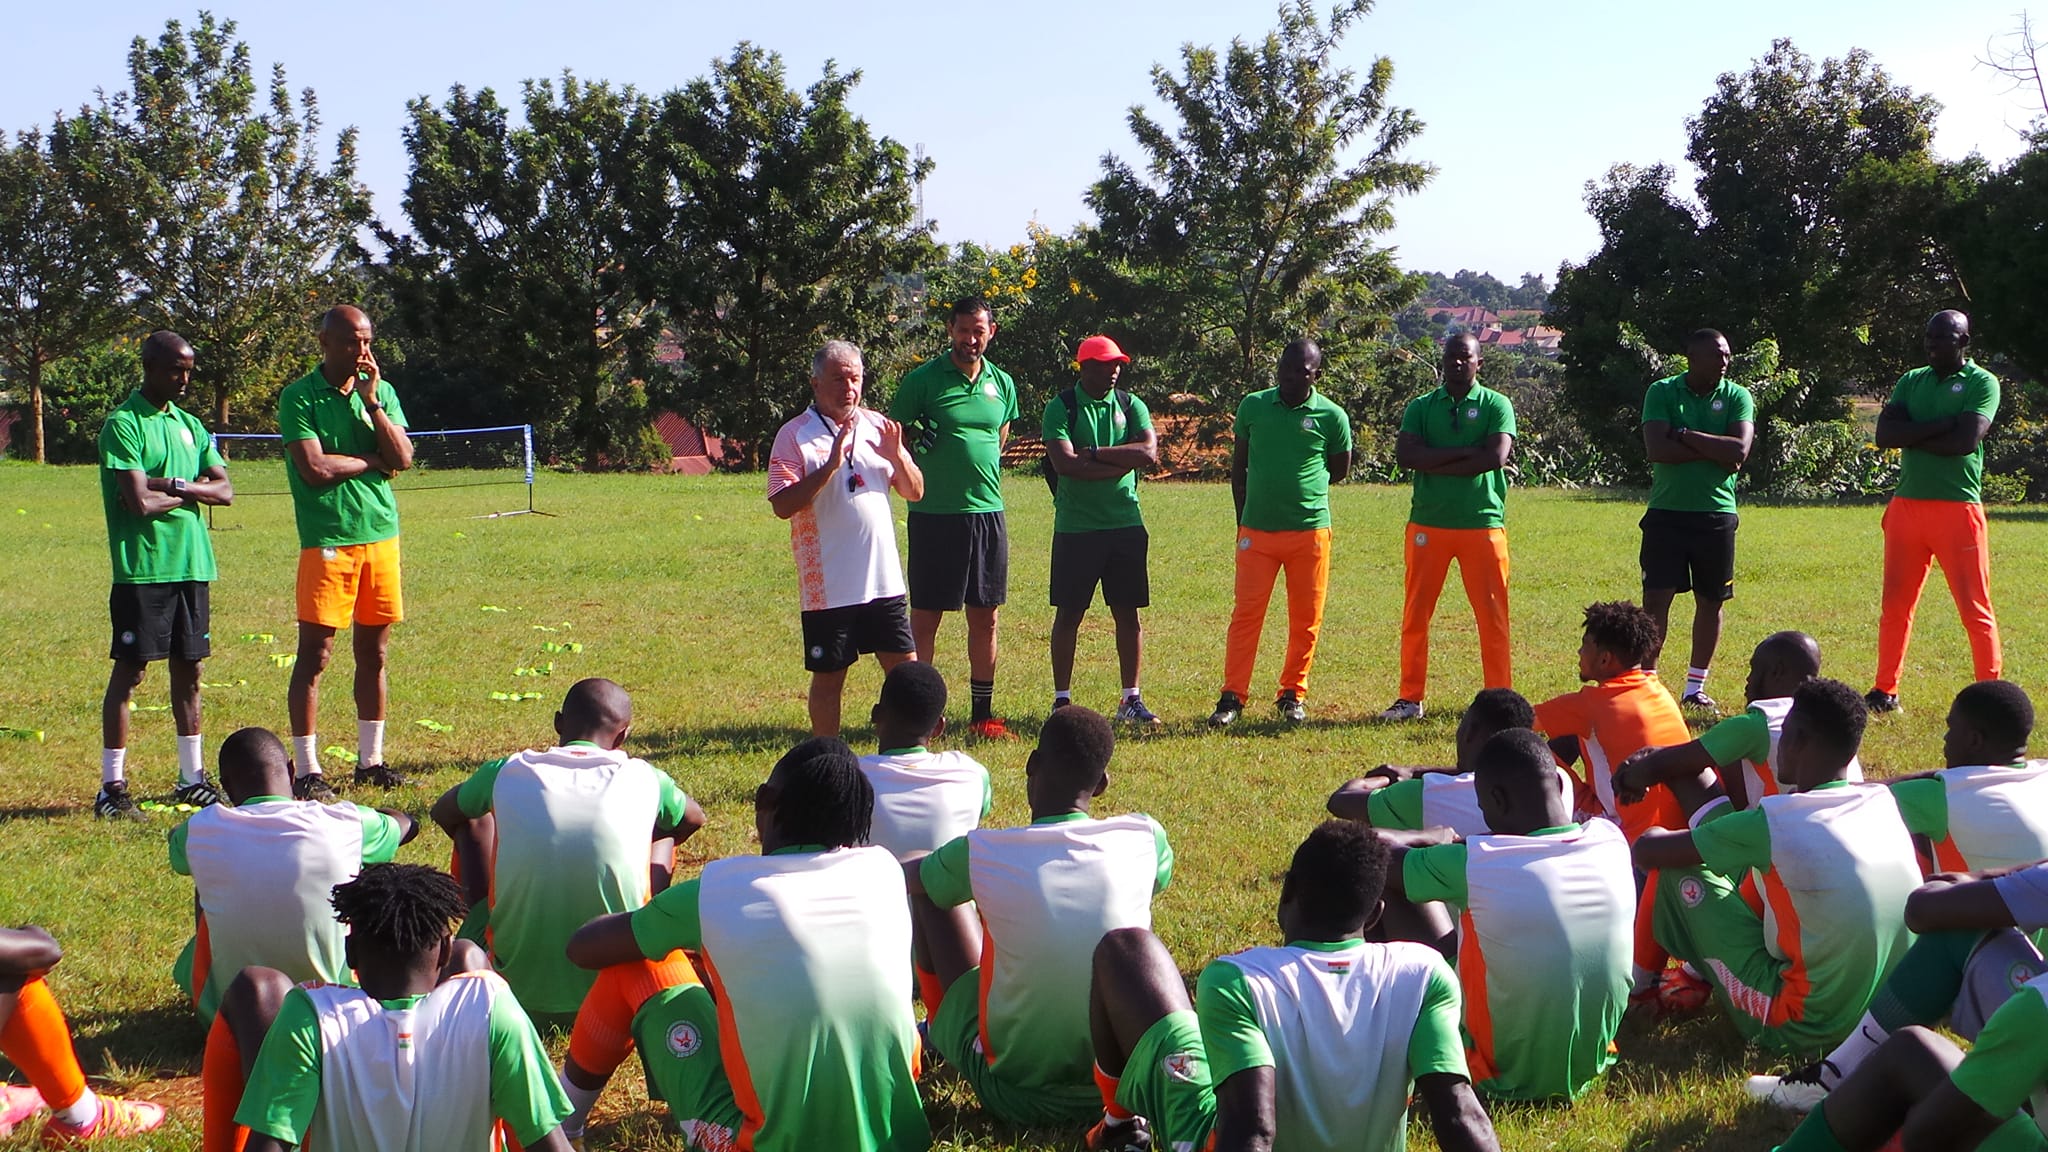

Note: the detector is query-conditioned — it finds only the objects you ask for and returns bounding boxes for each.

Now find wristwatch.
[361,399,383,414]
[171,477,188,496]
[1087,445,1100,462]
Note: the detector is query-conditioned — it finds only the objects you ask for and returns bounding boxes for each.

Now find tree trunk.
[213,383,230,431]
[28,359,45,465]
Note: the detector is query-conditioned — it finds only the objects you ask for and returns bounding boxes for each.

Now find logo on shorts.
[983,381,999,399]
[1465,407,1479,420]
[1414,532,1428,547]
[1678,876,1706,908]
[666,1020,703,1058]
[2011,961,2041,991]
[809,645,824,659]
[1300,416,1316,431]
[321,548,338,561]
[1237,536,1251,551]
[120,630,136,646]
[1163,1051,1199,1083]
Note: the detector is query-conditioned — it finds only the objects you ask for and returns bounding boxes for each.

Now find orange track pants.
[1223,527,1332,701]
[1,978,87,1111]
[566,951,702,1078]
[1876,497,2000,694]
[1398,524,1511,703]
[201,1012,248,1152]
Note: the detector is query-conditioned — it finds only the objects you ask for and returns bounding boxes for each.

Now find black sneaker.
[94,781,145,821]
[354,762,411,790]
[170,776,223,808]
[1052,697,1072,711]
[1276,692,1307,724]
[1208,692,1244,728]
[1864,689,1902,715]
[293,772,339,803]
[1086,1114,1153,1152]
[1680,690,1720,714]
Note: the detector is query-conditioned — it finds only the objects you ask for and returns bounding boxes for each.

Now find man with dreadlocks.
[559,736,930,1152]
[211,863,573,1152]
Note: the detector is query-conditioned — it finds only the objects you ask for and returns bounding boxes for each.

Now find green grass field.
[3,462,2042,1150]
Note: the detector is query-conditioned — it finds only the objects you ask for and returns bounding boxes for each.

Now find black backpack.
[1042,386,1138,495]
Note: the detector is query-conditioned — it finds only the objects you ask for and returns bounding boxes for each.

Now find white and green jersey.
[236,970,570,1152]
[454,744,692,1015]
[169,796,403,1023]
[1403,820,1633,1101]
[1892,761,2048,873]
[921,812,1172,1092]
[630,845,929,1152]
[1697,698,1863,808]
[858,747,993,862]
[1949,973,2048,1143]
[1364,769,1578,838]
[1691,781,1920,1039]
[1195,940,1466,1152]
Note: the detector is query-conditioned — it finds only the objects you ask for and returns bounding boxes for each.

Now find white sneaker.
[1743,1061,1834,1113]
[1376,699,1424,721]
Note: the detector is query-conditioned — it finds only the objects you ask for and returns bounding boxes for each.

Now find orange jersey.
[1534,670,1691,843]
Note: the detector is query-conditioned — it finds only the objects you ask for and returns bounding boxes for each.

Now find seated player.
[429,678,705,1025]
[221,863,574,1152]
[1381,728,1634,1101]
[1328,687,1559,837]
[0,927,164,1143]
[1750,859,2048,1113]
[1635,679,1923,1055]
[905,706,1172,1127]
[855,661,992,1010]
[172,727,415,1025]
[1768,1014,2048,1152]
[557,737,930,1152]
[1888,680,2048,874]
[1083,821,1499,1152]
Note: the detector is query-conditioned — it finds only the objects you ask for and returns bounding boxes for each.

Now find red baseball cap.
[1076,335,1130,364]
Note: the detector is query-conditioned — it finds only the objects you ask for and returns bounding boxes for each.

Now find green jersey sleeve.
[1697,711,1769,769]
[99,409,145,472]
[1042,398,1072,443]
[378,381,409,429]
[1485,389,1517,437]
[1150,817,1174,894]
[277,384,317,444]
[1691,806,1773,878]
[1324,403,1354,452]
[1641,380,1673,427]
[235,987,324,1141]
[920,835,975,909]
[652,770,691,833]
[1231,396,1254,440]
[453,758,509,820]
[1398,395,1428,436]
[167,820,193,875]
[1950,984,2048,1121]
[1196,960,1275,1083]
[1128,393,1153,435]
[979,770,994,820]
[1729,384,1756,423]
[486,984,574,1144]
[630,878,703,960]
[887,372,923,424]
[198,423,225,471]
[353,805,404,864]
[1965,368,2001,422]
[1367,779,1426,830]
[1888,778,1951,840]
[1403,843,1470,907]
[999,372,1020,425]
[1407,956,1469,1079]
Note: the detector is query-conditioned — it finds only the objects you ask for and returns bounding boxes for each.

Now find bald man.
[278,305,414,801]
[1869,311,2002,715]
[96,330,235,819]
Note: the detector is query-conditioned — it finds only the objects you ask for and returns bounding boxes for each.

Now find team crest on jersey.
[1678,876,1706,907]
[1465,406,1479,420]
[1711,399,1724,411]
[983,380,999,399]
[1113,409,1127,427]
[1953,381,1966,392]
[666,1020,703,1058]
[181,427,196,446]
[1300,416,1315,431]
[1163,1051,1199,1083]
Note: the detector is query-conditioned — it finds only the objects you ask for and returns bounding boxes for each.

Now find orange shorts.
[296,538,404,629]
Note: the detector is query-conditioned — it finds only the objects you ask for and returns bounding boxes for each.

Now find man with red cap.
[1042,336,1162,725]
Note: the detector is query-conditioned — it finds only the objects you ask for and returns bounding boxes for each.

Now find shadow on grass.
[632,722,826,762]
[68,1002,207,1079]
[1986,507,2048,522]
[0,805,76,823]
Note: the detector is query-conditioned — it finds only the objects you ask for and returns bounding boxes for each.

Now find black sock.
[970,679,995,722]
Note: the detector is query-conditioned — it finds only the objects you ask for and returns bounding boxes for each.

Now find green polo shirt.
[1042,387,1151,533]
[1641,374,1755,514]
[276,368,409,549]
[98,390,224,584]
[1890,360,2001,504]
[1233,387,1353,532]
[1398,383,1516,529]
[889,353,1019,515]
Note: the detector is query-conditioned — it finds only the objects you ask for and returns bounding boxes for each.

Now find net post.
[523,424,535,513]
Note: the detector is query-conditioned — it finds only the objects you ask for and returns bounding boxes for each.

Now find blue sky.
[3,0,2035,281]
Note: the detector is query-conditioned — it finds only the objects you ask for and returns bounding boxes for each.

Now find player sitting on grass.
[904,705,1172,1128]
[429,677,705,1027]
[1885,680,2048,874]
[172,727,415,1026]
[217,863,573,1152]
[1378,728,1635,1102]
[557,737,930,1152]
[1327,687,1548,837]
[1082,820,1499,1152]
[855,661,992,1011]
[1634,679,1923,1056]
[0,927,164,1144]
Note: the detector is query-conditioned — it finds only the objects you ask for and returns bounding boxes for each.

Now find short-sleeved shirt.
[98,390,224,584]
[1043,387,1152,533]
[1641,374,1755,514]
[1996,863,2048,933]
[1948,975,2048,1143]
[1365,769,1576,839]
[1890,360,2001,503]
[889,354,1019,515]
[276,368,409,549]
[1890,761,2048,874]
[766,407,907,612]
[236,971,570,1150]
[1533,669,1691,842]
[1232,388,1353,532]
[857,747,993,862]
[1196,939,1464,1151]
[1398,383,1516,530]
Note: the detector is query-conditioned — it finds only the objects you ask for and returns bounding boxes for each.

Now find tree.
[64,13,370,428]
[0,131,129,462]
[1951,138,2048,382]
[636,45,934,467]
[1086,0,1431,407]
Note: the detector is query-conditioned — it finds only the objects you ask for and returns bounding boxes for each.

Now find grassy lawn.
[2,463,2042,1150]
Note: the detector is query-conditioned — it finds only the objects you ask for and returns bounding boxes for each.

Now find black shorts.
[1050,527,1150,610]
[109,581,211,663]
[1640,509,1738,600]
[906,511,1008,611]
[801,595,913,672]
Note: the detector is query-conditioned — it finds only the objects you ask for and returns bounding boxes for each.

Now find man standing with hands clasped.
[769,340,924,737]
[279,305,413,801]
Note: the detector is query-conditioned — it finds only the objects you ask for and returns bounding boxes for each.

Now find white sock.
[1821,1014,1889,1085]
[177,734,205,784]
[1123,686,1141,701]
[294,735,321,778]
[53,1086,98,1128]
[358,719,386,766]
[101,748,126,786]
[1686,666,1709,697]
[1053,690,1072,704]
[558,1068,601,1136]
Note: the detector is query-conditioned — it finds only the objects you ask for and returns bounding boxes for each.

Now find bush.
[6,339,140,464]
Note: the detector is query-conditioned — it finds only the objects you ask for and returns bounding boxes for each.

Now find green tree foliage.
[910,228,1111,418]
[1951,137,2048,383]
[0,131,129,462]
[9,337,140,464]
[1086,0,1431,408]
[636,46,934,468]
[374,76,666,468]
[63,13,369,428]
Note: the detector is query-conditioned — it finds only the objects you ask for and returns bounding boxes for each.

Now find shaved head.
[1756,631,1821,677]
[140,330,194,369]
[1928,310,1970,339]
[556,678,632,744]
[218,727,292,804]
[320,304,370,336]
